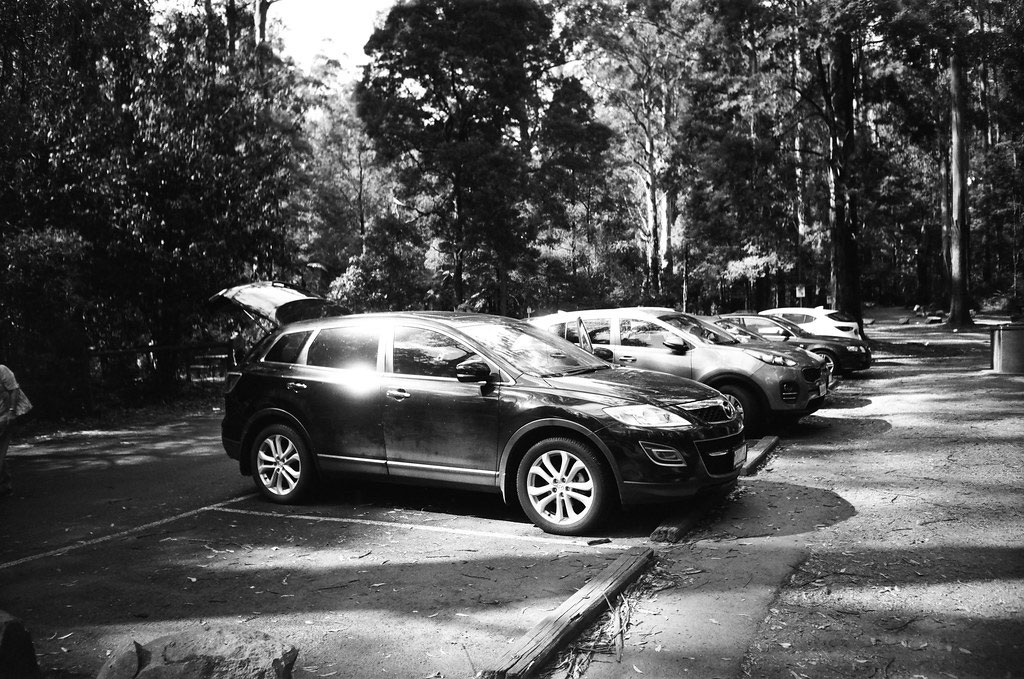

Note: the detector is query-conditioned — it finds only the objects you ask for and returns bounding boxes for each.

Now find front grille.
[802,366,822,382]
[671,397,736,424]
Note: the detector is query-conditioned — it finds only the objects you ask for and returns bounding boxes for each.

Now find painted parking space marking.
[0,494,257,571]
[1,494,625,571]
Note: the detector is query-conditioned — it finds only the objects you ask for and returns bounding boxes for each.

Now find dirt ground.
[552,307,1024,679]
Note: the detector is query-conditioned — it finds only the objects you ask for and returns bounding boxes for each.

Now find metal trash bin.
[991,324,1024,374]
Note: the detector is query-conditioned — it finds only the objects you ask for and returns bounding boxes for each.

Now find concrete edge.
[648,435,781,544]
[476,546,655,679]
[742,435,780,476]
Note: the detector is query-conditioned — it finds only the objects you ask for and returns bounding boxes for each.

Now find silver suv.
[531,307,830,433]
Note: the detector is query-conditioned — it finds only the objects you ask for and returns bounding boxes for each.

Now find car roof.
[534,307,682,319]
[761,307,832,315]
[277,310,524,332]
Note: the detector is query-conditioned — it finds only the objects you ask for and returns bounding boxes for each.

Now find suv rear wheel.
[517,438,611,536]
[251,424,315,503]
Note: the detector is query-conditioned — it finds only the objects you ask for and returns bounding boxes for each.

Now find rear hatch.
[208,281,344,332]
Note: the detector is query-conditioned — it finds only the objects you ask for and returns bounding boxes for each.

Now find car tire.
[516,437,611,536]
[814,350,839,377]
[250,424,315,504]
[717,384,762,435]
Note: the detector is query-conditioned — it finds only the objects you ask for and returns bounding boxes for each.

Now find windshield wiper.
[562,365,611,376]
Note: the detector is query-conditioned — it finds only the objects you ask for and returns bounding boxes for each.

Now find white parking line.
[0,496,626,570]
[213,507,629,549]
[0,495,256,571]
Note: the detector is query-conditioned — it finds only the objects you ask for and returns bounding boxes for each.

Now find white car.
[759,307,862,340]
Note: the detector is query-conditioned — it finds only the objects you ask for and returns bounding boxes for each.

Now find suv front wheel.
[516,437,611,536]
[251,424,315,503]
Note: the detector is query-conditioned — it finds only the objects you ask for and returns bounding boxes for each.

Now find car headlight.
[848,345,865,353]
[742,348,797,367]
[604,405,695,429]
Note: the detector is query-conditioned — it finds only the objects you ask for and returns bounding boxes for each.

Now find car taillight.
[836,325,855,332]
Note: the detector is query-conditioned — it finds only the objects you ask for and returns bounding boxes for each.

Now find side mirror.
[663,337,689,354]
[593,347,614,361]
[456,360,492,382]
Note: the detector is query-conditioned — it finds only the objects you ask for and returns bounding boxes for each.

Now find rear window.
[262,330,313,365]
[826,311,856,323]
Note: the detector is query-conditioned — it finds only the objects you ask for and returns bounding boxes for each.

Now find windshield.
[660,314,739,345]
[714,320,764,343]
[767,315,812,337]
[459,321,609,377]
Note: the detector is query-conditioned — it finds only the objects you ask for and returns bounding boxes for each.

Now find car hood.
[742,340,824,364]
[546,366,721,406]
[208,281,344,328]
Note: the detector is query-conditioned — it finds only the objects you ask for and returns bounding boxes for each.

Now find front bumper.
[838,349,872,372]
[598,424,747,505]
[759,363,830,415]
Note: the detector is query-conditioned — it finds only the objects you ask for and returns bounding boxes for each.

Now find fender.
[497,417,624,504]
[239,407,316,475]
[701,371,767,400]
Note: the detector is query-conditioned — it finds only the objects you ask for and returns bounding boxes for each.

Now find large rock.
[95,625,298,679]
[0,610,42,679]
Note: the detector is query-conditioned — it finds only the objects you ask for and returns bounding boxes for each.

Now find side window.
[262,330,313,365]
[619,318,667,348]
[556,320,596,347]
[393,326,477,379]
[581,318,611,345]
[307,326,379,370]
[546,323,567,341]
[564,321,581,345]
[744,317,771,331]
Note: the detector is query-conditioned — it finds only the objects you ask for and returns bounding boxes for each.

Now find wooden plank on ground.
[476,546,654,679]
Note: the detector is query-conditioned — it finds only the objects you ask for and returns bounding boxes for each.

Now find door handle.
[286,382,308,391]
[386,388,411,401]
[618,356,637,363]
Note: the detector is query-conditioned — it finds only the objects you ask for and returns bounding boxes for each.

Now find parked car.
[714,313,872,375]
[213,288,747,536]
[530,308,830,433]
[701,316,837,385]
[759,306,862,340]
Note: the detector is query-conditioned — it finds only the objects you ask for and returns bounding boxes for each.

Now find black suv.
[219,305,747,535]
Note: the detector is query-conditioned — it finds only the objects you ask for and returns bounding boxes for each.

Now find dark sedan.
[714,314,872,375]
[220,310,747,535]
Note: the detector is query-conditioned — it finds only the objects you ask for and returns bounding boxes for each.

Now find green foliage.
[2,0,1023,410]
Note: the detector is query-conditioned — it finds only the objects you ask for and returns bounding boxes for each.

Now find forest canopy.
[1,0,1022,411]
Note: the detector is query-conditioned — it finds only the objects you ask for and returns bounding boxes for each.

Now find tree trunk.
[948,45,973,327]
[254,0,273,74]
[645,133,661,299]
[818,33,862,327]
[227,0,238,59]
[663,185,676,284]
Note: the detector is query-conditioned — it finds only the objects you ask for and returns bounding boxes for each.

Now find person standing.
[0,363,31,498]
